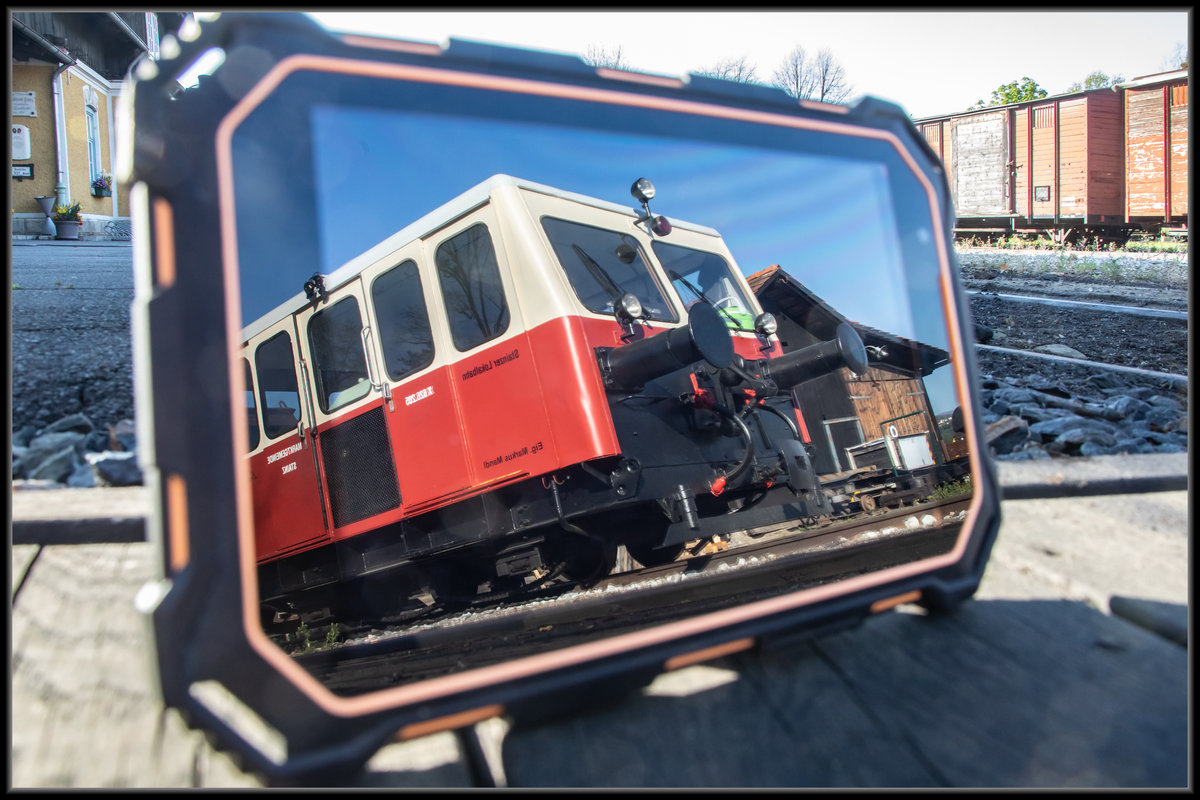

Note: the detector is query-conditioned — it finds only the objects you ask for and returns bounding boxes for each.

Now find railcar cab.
[242,175,845,581]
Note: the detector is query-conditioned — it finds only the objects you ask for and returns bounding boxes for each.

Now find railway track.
[289,495,971,695]
[966,286,1189,386]
[965,290,1188,321]
[974,344,1188,388]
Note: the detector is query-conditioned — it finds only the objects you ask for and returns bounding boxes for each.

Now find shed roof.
[748,265,950,377]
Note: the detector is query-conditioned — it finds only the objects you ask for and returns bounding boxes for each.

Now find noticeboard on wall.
[12,91,37,117]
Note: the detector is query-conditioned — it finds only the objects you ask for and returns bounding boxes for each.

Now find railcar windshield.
[541,216,678,322]
[654,241,757,331]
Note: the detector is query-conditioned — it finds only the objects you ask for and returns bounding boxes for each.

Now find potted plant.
[91,171,112,197]
[53,201,83,240]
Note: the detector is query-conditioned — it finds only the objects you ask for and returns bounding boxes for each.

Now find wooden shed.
[1122,70,1189,227]
[915,86,1126,235]
[748,266,951,476]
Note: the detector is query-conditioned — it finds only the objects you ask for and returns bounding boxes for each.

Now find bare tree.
[584,44,631,70]
[810,48,852,104]
[695,55,760,83]
[772,45,853,104]
[771,45,818,99]
[1160,41,1188,71]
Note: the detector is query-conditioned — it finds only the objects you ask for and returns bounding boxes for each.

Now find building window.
[85,105,102,183]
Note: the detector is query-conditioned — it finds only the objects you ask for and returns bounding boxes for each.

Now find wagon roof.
[912,67,1188,123]
[242,174,721,342]
[911,82,1126,124]
[748,265,950,376]
[1117,68,1188,89]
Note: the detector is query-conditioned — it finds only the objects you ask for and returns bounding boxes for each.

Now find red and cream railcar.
[242,175,865,618]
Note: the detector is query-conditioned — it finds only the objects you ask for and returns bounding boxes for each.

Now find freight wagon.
[915,69,1188,242]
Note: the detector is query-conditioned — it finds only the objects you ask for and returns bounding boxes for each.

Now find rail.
[966,290,1188,321]
[974,343,1188,388]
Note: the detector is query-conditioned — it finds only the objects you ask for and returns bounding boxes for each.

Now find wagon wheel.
[859,494,877,513]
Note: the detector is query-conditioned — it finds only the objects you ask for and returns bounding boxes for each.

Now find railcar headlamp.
[616,292,644,322]
[631,177,655,203]
[754,312,779,337]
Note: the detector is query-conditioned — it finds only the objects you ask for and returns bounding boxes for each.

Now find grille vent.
[320,407,401,528]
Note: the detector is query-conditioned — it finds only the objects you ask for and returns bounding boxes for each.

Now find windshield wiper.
[572,244,625,305]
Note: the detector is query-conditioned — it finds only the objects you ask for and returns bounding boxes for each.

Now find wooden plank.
[845,369,933,443]
[12,486,150,522]
[10,543,264,788]
[498,492,1188,787]
[12,543,39,599]
[9,475,1189,787]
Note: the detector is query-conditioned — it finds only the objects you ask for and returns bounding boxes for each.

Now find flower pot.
[92,188,111,197]
[55,220,82,240]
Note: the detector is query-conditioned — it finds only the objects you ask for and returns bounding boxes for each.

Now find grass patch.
[957,233,1187,256]
[929,478,972,501]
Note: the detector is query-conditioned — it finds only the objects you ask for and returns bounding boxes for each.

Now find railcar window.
[540,217,678,323]
[243,358,260,452]
[371,260,435,381]
[436,224,510,352]
[254,332,302,440]
[308,296,371,414]
[654,242,756,331]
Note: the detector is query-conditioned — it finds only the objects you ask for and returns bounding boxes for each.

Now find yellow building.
[11,11,187,239]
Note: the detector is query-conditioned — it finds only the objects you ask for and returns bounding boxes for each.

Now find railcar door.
[359,247,471,511]
[431,209,558,489]
[245,321,330,561]
[295,279,406,541]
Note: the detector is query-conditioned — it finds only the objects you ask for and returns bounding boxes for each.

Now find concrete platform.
[10,454,1189,788]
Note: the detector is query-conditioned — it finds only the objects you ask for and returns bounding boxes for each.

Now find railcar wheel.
[543,529,616,586]
[625,539,686,568]
[425,559,484,612]
[859,494,876,513]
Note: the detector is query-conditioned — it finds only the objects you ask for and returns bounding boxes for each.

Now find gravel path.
[11,242,137,437]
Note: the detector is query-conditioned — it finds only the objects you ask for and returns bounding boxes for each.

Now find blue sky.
[308,105,921,342]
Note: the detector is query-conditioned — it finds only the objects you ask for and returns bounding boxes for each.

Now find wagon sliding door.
[950,110,1010,218]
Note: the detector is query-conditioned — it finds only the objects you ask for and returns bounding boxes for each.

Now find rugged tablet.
[127,12,1000,784]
